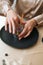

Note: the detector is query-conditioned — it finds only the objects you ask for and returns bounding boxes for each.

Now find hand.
[5,9,19,34]
[18,19,37,40]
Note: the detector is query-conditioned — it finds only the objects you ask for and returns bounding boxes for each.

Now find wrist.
[31,19,38,26]
[6,8,12,15]
[7,8,16,16]
[33,19,38,26]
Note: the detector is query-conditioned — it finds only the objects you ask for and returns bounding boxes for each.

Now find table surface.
[0,16,43,65]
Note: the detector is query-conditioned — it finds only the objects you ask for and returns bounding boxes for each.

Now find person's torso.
[15,0,43,19]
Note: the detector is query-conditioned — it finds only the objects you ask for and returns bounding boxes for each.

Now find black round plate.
[0,31,1,37]
[0,26,39,49]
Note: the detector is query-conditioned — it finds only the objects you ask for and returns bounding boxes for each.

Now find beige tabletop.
[0,16,43,65]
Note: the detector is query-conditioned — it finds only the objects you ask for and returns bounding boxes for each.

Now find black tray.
[0,26,39,49]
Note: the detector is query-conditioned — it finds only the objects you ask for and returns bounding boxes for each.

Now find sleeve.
[0,0,11,16]
[33,0,43,26]
[0,0,17,16]
[11,0,17,13]
[33,14,43,26]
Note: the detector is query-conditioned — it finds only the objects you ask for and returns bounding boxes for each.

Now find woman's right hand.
[5,9,19,34]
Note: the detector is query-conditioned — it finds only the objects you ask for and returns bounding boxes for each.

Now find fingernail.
[19,38,22,40]
[24,36,26,38]
[13,32,14,34]
[10,32,11,33]
[5,29,7,31]
[13,31,15,34]
[9,30,11,33]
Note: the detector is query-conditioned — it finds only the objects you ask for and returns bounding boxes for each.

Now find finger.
[13,19,19,27]
[13,16,20,27]
[14,15,18,22]
[8,19,12,33]
[20,20,26,25]
[19,27,30,40]
[18,25,27,37]
[24,30,32,38]
[19,31,28,40]
[24,27,33,38]
[5,19,8,31]
[19,37,22,40]
[19,27,32,40]
[11,19,15,34]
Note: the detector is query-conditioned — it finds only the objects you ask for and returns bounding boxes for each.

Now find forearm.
[33,14,43,26]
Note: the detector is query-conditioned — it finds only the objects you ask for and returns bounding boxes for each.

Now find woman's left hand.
[18,19,37,40]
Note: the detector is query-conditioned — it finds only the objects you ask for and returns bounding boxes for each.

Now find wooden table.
[0,16,43,65]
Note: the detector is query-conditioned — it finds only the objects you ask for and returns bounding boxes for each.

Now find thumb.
[20,19,26,25]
